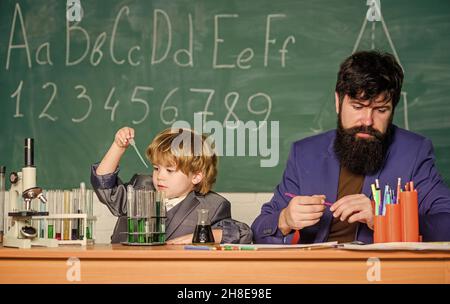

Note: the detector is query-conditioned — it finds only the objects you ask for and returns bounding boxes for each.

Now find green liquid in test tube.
[128,218,136,243]
[159,219,166,243]
[48,224,54,239]
[138,219,145,243]
[86,226,91,240]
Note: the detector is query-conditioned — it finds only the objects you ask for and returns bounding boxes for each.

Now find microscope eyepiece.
[25,138,34,167]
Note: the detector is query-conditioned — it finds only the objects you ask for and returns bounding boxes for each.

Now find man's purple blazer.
[251,125,450,244]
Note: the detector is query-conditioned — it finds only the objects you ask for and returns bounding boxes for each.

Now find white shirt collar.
[165,194,187,211]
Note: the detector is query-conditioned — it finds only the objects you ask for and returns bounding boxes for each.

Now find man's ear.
[192,172,204,185]
[335,92,340,114]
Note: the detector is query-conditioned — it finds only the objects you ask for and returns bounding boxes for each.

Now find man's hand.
[329,194,374,230]
[278,195,326,235]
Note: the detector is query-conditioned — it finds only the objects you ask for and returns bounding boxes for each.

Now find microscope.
[3,138,58,249]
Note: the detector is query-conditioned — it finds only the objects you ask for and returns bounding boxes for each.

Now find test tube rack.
[122,188,167,246]
[32,213,97,246]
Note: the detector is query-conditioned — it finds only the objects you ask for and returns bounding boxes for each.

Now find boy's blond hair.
[146,128,217,194]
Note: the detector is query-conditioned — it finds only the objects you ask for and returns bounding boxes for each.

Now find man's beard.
[334,117,392,175]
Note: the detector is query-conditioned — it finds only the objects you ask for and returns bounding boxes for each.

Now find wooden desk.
[0,244,449,283]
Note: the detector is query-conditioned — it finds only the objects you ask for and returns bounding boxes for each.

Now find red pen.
[284,192,333,207]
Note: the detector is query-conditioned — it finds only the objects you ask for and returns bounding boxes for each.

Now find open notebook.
[220,241,338,250]
[339,242,450,251]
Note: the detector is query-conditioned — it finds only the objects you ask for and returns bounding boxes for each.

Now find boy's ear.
[192,172,204,185]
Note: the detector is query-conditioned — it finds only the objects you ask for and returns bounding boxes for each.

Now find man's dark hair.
[335,51,404,108]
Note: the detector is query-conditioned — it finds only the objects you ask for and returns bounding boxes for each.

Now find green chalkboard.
[1,0,450,191]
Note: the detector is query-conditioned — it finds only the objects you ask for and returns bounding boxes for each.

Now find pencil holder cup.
[385,204,402,242]
[373,215,387,243]
[400,191,419,242]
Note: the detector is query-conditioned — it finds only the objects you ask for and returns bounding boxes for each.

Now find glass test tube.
[155,191,166,243]
[136,189,146,243]
[79,182,85,240]
[70,189,77,240]
[39,193,46,238]
[160,191,166,243]
[63,191,70,240]
[47,190,54,239]
[127,185,136,243]
[55,190,62,240]
[0,166,5,242]
[146,191,155,243]
[86,189,93,240]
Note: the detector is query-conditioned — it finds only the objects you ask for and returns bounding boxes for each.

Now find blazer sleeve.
[206,196,253,244]
[209,199,232,223]
[217,219,253,244]
[90,163,130,217]
[251,144,301,244]
[413,139,450,241]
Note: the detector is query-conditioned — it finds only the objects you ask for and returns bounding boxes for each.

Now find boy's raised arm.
[96,127,135,175]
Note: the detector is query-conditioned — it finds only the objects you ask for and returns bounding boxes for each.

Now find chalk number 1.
[10,80,24,118]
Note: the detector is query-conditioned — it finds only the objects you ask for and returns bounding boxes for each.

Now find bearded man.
[251,51,450,244]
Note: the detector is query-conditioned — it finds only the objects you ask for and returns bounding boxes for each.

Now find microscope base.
[3,236,59,249]
[3,236,33,249]
[3,223,59,249]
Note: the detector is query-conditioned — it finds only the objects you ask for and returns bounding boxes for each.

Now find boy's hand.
[166,233,194,245]
[96,126,134,175]
[114,127,135,149]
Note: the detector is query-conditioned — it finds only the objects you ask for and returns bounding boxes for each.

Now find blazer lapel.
[165,192,200,239]
[314,134,340,243]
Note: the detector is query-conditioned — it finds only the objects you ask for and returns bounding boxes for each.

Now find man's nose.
[361,109,374,126]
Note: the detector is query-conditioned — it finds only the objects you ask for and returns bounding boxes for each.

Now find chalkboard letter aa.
[6,3,32,70]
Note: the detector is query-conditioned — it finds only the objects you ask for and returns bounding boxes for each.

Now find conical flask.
[192,209,215,244]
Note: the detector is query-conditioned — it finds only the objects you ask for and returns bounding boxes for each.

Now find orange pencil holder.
[400,191,419,242]
[385,204,402,242]
[373,215,387,243]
